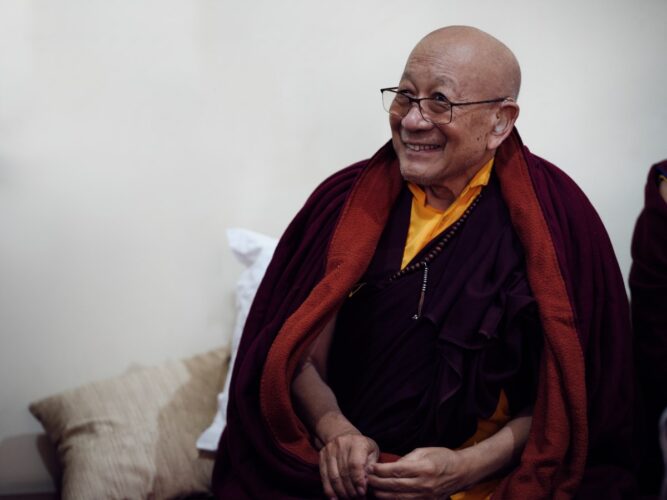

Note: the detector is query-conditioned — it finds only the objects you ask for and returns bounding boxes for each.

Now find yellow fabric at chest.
[401,157,494,269]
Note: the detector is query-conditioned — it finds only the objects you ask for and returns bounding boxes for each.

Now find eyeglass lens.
[382,90,452,124]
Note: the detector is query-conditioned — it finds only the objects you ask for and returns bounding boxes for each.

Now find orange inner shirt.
[401,158,509,500]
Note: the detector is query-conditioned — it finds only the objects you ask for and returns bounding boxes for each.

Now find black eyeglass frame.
[380,87,511,125]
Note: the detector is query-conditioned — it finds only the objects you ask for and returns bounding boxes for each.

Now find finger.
[347,446,369,496]
[373,491,423,499]
[368,460,420,478]
[367,474,421,492]
[366,442,380,467]
[372,492,397,500]
[398,447,427,462]
[327,453,348,498]
[319,451,336,499]
[337,449,358,498]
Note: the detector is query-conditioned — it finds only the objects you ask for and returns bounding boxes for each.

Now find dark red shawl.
[630,160,667,495]
[212,129,636,499]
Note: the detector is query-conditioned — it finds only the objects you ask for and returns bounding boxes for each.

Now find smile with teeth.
[405,143,442,152]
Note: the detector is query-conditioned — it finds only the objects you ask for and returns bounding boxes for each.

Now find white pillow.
[196,228,277,451]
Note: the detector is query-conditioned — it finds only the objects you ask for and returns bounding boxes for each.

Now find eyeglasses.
[380,87,510,125]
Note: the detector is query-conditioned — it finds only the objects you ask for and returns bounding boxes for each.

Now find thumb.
[366,440,380,465]
[398,448,427,462]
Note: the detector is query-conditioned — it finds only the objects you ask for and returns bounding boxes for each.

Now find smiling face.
[390,27,520,198]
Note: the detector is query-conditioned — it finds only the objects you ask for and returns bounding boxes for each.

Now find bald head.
[390,26,522,199]
[406,26,521,101]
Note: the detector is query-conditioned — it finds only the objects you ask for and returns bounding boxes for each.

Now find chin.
[398,161,441,186]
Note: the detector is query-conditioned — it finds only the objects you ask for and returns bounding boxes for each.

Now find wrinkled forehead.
[400,43,481,99]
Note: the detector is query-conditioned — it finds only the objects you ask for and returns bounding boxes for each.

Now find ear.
[487,100,520,150]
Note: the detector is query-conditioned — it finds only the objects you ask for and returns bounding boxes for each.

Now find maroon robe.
[328,176,541,455]
[630,160,667,495]
[212,130,636,499]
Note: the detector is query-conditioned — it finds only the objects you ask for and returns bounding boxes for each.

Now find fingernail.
[357,487,365,495]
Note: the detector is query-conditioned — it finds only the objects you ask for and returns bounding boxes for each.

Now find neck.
[423,184,457,211]
[422,169,477,211]
[422,154,494,211]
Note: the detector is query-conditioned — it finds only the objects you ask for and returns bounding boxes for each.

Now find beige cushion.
[29,348,229,500]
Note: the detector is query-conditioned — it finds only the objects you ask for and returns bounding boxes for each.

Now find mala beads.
[389,193,482,319]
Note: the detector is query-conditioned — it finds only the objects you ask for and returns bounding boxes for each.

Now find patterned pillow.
[30,348,229,500]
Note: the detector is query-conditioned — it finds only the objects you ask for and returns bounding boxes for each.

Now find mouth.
[403,142,444,152]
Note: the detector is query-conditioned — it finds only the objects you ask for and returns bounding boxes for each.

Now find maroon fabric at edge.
[630,160,667,496]
[516,143,636,499]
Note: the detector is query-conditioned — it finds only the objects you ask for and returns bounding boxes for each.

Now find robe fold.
[212,129,636,499]
[630,160,667,495]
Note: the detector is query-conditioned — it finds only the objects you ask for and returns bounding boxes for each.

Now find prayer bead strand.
[389,193,482,319]
[413,263,429,320]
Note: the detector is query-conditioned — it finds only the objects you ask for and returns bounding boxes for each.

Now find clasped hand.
[367,447,468,499]
[319,431,379,499]
[320,439,468,500]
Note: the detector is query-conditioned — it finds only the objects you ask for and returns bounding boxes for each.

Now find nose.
[401,103,433,131]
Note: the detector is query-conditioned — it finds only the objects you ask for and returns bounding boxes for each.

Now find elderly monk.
[212,26,636,499]
[631,160,667,496]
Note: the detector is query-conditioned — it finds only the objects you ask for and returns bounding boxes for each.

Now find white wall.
[0,0,665,456]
